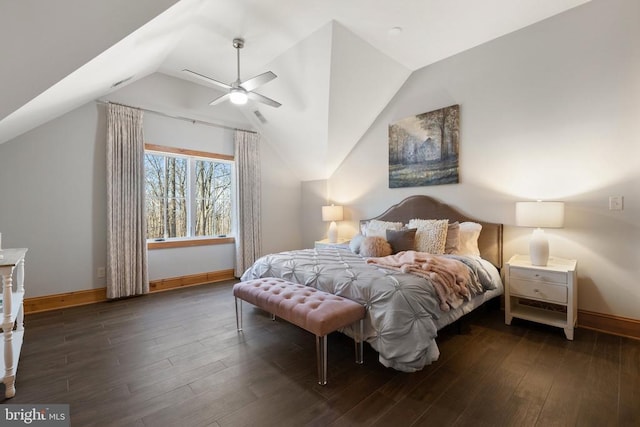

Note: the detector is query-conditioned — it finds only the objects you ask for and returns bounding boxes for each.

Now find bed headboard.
[361,195,503,269]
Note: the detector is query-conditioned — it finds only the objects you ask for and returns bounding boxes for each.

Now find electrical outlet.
[609,196,623,211]
[97,267,106,278]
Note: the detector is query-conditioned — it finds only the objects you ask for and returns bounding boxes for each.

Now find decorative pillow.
[360,222,368,236]
[445,221,460,254]
[457,221,482,257]
[364,219,403,238]
[349,233,365,254]
[359,236,393,258]
[386,228,417,254]
[407,219,448,254]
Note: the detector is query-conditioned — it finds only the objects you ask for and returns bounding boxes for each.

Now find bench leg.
[316,335,327,385]
[355,318,364,365]
[235,297,243,331]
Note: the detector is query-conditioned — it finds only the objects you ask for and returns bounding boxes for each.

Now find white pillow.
[457,221,482,257]
[349,234,365,254]
[364,219,403,238]
[407,219,448,254]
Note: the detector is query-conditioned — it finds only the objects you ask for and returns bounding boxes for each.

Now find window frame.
[144,143,235,249]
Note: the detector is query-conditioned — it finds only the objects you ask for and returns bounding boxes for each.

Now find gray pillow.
[386,228,417,254]
[445,221,460,254]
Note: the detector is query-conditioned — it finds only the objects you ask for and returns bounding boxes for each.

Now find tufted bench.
[233,278,366,385]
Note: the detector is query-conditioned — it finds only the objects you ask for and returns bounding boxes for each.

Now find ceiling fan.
[182,38,281,108]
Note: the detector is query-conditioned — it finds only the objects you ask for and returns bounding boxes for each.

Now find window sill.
[148,237,235,250]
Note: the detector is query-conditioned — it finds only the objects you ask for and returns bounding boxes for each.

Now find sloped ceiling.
[0,0,202,144]
[238,21,410,180]
[0,0,592,181]
[0,0,179,120]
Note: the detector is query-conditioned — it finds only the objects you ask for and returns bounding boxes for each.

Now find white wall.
[0,103,107,298]
[259,136,303,255]
[0,0,178,120]
[327,0,640,320]
[301,180,329,248]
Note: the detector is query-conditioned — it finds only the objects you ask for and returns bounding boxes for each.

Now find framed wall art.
[388,104,459,188]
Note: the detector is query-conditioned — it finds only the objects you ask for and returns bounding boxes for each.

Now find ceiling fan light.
[229,88,248,105]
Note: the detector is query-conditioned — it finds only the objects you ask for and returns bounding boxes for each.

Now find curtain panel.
[106,103,149,298]
[234,130,262,277]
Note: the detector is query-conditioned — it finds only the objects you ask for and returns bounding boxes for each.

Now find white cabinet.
[0,248,27,398]
[505,254,577,340]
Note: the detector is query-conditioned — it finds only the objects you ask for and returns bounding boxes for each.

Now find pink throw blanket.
[366,251,473,311]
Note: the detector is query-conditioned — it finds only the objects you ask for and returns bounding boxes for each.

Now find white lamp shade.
[515,201,564,228]
[321,205,343,222]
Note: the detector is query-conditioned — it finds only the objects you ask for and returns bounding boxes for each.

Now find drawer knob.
[534,289,540,293]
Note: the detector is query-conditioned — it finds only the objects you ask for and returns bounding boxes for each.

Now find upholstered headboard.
[361,195,503,269]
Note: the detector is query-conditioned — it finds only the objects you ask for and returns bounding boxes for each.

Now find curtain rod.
[96,100,257,134]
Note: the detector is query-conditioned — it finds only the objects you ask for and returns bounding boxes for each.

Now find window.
[144,144,234,241]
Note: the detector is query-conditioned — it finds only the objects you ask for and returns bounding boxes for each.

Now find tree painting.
[389,104,459,188]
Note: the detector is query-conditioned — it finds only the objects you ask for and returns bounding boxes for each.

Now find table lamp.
[515,201,564,266]
[322,204,343,243]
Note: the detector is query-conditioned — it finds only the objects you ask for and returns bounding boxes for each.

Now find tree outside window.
[144,148,233,240]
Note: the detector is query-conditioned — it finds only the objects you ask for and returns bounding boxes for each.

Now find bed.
[240,195,504,372]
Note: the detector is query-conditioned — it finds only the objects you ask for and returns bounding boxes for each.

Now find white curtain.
[106,103,149,298]
[234,130,262,277]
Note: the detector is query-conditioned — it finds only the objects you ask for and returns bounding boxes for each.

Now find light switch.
[609,196,623,211]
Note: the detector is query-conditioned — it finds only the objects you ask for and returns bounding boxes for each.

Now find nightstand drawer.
[509,279,567,304]
[510,267,567,285]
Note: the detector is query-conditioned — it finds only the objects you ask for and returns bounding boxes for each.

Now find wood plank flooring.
[5,281,639,426]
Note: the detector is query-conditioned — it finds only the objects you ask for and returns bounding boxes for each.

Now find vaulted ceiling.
[0,0,590,180]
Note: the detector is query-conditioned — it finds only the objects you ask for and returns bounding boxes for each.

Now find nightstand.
[505,254,577,340]
[314,239,350,250]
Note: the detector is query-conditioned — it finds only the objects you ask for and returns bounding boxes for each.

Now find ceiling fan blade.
[240,71,277,92]
[247,91,281,108]
[209,93,231,106]
[182,69,231,91]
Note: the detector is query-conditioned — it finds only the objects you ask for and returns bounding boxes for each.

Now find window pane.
[144,153,187,239]
[145,148,233,241]
[166,197,187,238]
[145,153,166,239]
[164,156,187,238]
[195,160,232,236]
[146,198,165,239]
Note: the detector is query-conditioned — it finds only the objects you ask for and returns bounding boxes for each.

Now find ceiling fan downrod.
[233,38,244,84]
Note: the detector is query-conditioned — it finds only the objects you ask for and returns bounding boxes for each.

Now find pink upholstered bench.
[233,278,366,385]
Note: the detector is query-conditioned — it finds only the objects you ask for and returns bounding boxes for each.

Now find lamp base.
[529,228,549,266]
[327,221,338,243]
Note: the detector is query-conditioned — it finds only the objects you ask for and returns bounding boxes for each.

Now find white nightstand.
[505,254,578,340]
[314,239,350,250]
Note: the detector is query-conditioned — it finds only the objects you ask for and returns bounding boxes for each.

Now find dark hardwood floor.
[6,281,639,426]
